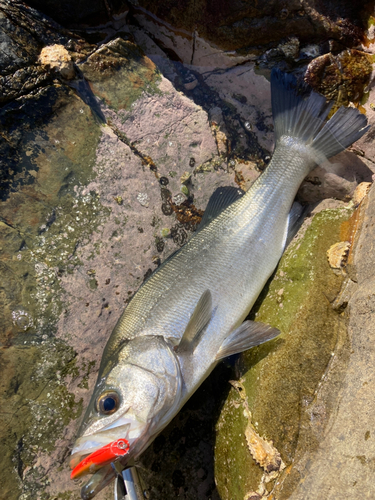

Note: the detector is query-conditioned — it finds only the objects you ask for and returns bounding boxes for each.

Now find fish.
[70,69,369,499]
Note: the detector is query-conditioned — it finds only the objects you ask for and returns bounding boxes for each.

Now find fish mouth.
[70,412,151,479]
[70,436,130,479]
[70,422,132,477]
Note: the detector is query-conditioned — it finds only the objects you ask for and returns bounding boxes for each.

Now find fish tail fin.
[311,106,370,159]
[271,68,369,161]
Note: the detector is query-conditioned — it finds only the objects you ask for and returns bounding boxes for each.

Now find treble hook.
[113,464,143,500]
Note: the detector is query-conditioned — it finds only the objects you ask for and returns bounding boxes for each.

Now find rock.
[1,1,375,499]
[305,49,372,107]
[214,174,375,498]
[127,0,367,67]
[0,9,258,498]
[39,44,75,79]
[26,0,128,27]
[215,203,353,499]
[276,184,375,499]
[0,0,94,106]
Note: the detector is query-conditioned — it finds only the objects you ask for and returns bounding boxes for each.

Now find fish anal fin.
[177,290,212,353]
[283,202,310,250]
[216,320,280,360]
[198,186,245,230]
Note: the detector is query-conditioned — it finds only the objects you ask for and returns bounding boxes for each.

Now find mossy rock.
[215,206,352,499]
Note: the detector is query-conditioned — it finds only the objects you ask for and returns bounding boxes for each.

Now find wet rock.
[305,49,372,107]
[0,0,93,106]
[214,135,375,498]
[26,0,128,27]
[128,0,367,67]
[0,25,257,500]
[0,0,63,73]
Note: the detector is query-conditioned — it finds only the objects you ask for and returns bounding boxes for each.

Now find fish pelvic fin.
[215,320,280,360]
[176,289,212,353]
[271,68,369,161]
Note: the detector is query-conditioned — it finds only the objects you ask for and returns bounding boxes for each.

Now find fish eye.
[97,391,120,415]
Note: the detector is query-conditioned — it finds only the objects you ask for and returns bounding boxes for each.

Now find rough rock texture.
[0,5,260,497]
[25,0,127,27]
[215,181,375,499]
[215,203,351,499]
[128,0,371,67]
[1,1,375,500]
[0,0,95,106]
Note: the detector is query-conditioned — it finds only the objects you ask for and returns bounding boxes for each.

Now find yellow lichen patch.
[39,44,75,80]
[327,241,351,270]
[231,380,285,499]
[352,182,371,207]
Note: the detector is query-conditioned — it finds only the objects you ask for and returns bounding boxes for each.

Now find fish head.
[70,335,182,492]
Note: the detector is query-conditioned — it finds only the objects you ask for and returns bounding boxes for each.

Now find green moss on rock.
[215,207,352,499]
[0,339,83,499]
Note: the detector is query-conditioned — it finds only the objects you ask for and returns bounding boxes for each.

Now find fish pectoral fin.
[197,186,245,230]
[215,321,280,360]
[176,289,212,353]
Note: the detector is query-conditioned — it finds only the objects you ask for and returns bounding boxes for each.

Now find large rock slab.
[0,19,258,499]
[214,186,375,498]
[127,0,371,68]
[215,202,352,499]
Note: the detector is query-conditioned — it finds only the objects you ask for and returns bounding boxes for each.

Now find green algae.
[215,206,353,499]
[0,190,110,345]
[0,339,83,500]
[0,76,110,500]
[0,83,107,345]
[79,38,162,112]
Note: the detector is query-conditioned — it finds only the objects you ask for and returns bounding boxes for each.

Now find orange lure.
[70,438,130,479]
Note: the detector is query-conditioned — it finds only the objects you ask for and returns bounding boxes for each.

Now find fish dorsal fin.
[215,320,280,360]
[198,186,245,230]
[176,290,212,353]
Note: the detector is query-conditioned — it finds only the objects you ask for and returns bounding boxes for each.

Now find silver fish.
[70,69,369,499]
